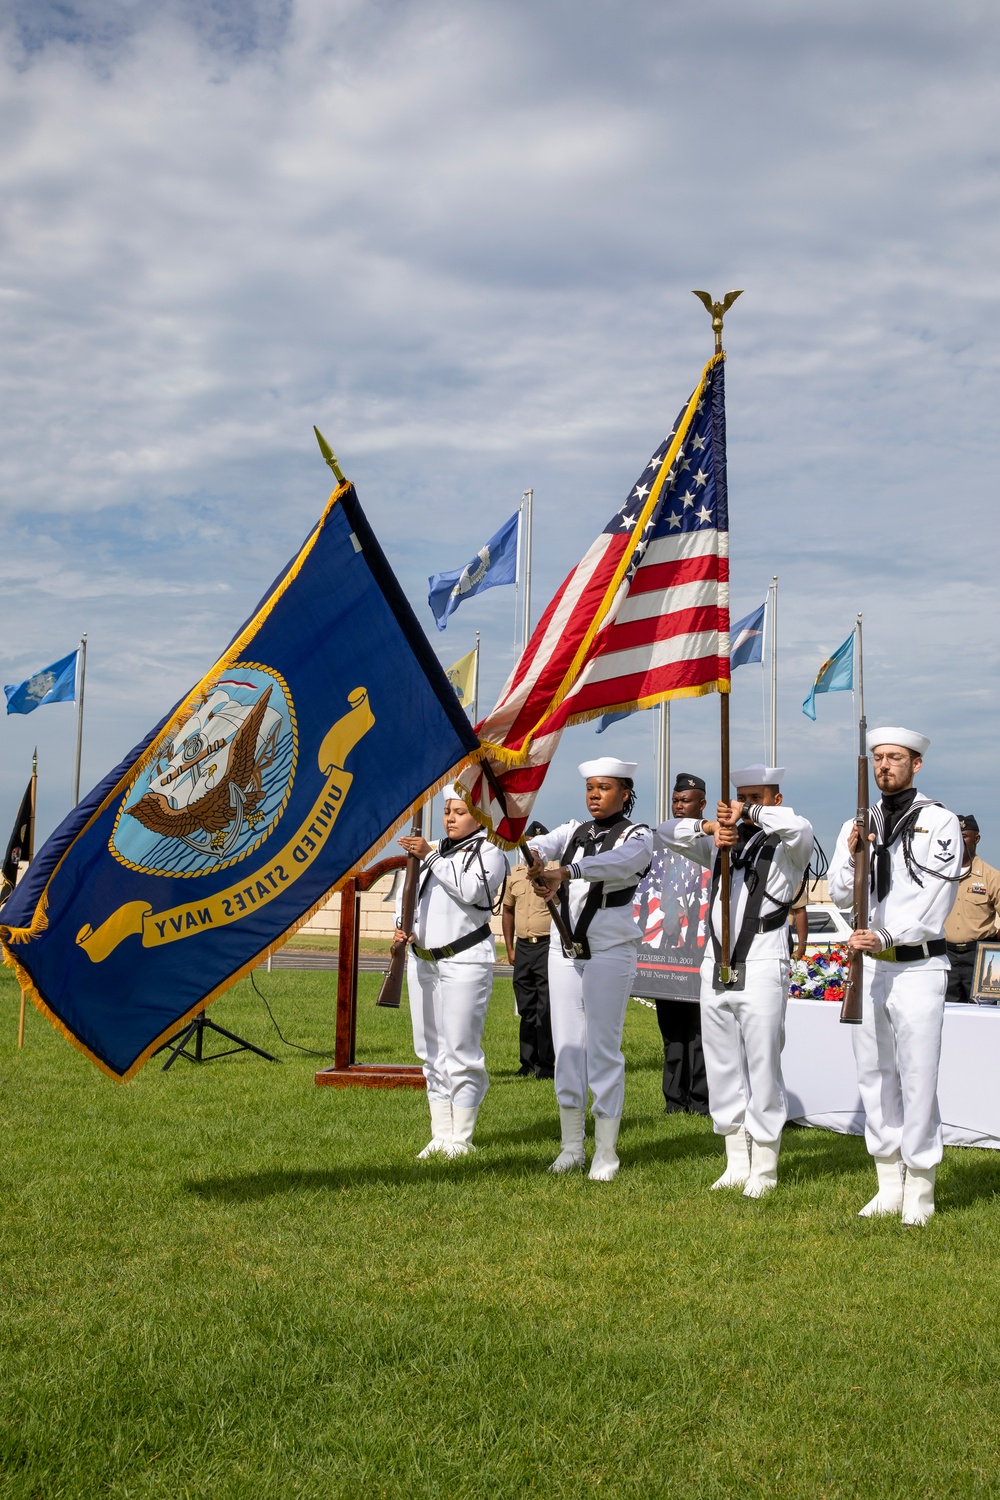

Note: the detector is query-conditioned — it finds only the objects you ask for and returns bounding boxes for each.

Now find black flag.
[1,779,33,903]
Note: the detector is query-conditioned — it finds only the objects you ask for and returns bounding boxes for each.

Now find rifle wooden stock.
[376,806,423,1009]
[841,750,868,1025]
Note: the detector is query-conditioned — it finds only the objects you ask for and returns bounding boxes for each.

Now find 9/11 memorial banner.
[0,480,480,1081]
[631,843,711,1001]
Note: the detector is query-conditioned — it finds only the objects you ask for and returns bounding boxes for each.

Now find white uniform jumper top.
[528,817,653,1118]
[402,831,509,1110]
[657,803,814,1145]
[829,791,962,1170]
[661,803,814,965]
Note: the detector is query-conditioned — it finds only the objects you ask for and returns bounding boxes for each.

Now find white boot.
[588,1115,621,1182]
[549,1106,586,1174]
[416,1097,453,1159]
[858,1155,904,1217]
[901,1164,936,1227]
[710,1129,751,1190]
[743,1139,780,1199]
[446,1104,479,1158]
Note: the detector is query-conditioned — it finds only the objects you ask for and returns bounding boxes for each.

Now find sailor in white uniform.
[657,765,814,1198]
[828,727,962,1226]
[527,757,653,1182]
[396,787,509,1160]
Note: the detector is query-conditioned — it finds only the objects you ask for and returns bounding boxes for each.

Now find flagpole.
[769,575,778,765]
[29,747,37,862]
[693,288,742,983]
[473,630,480,724]
[522,488,533,651]
[72,633,87,807]
[654,702,671,824]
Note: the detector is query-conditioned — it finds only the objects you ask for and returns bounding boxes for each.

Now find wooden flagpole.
[692,289,742,982]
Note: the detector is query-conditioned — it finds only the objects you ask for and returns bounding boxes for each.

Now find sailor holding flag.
[657,765,814,1198]
[526,757,653,1182]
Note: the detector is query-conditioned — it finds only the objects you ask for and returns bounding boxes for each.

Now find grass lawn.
[2,964,1000,1499]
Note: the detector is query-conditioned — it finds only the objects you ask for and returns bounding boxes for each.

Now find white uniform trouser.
[407,956,492,1109]
[699,955,789,1143]
[548,944,637,1118]
[851,959,946,1171]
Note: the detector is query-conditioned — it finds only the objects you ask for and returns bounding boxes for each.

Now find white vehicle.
[802,902,853,950]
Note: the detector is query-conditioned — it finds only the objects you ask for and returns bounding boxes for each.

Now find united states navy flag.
[0,481,480,1081]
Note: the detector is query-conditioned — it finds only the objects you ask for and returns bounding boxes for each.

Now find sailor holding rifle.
[526,757,653,1182]
[395,786,509,1160]
[657,765,814,1198]
[828,728,962,1226]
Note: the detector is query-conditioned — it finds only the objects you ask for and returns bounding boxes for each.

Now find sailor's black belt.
[601,887,637,909]
[947,940,976,954]
[412,923,493,962]
[878,939,947,963]
[517,934,550,945]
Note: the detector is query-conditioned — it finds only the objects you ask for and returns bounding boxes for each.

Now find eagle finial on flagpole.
[313,426,345,484]
[692,289,743,354]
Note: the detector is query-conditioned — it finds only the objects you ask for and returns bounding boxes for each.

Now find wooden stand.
[314,855,426,1090]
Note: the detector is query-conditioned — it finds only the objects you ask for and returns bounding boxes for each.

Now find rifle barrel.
[376,805,424,1009]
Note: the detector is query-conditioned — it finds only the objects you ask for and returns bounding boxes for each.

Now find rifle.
[375,805,423,1009]
[841,710,867,1025]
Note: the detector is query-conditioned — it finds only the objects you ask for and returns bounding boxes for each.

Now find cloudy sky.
[2,0,999,863]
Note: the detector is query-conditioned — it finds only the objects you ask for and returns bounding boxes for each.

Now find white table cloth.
[783,998,1000,1150]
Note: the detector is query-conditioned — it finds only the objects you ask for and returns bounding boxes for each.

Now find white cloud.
[1,0,999,856]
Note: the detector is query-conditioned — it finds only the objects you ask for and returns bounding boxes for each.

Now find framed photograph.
[972,941,1000,1002]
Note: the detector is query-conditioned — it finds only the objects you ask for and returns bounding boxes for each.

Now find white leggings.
[547,944,638,1118]
[851,960,946,1171]
[699,956,789,1144]
[407,956,493,1109]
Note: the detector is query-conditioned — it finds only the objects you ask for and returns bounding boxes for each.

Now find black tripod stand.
[155,1013,279,1071]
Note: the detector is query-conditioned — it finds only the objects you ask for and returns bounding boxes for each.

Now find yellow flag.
[445,646,477,708]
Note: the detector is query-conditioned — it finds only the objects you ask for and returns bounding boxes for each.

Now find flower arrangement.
[789,944,851,1002]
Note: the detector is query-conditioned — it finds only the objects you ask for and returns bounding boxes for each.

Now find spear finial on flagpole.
[313,426,345,483]
[692,289,743,355]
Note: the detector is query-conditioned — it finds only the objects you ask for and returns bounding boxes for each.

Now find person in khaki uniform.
[945,815,1000,1003]
[501,820,556,1078]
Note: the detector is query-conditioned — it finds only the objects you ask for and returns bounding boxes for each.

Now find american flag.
[459,355,730,846]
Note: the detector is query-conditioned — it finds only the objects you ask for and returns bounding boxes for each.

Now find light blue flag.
[596,707,635,734]
[428,511,519,631]
[731,602,766,669]
[802,633,854,720]
[4,650,78,715]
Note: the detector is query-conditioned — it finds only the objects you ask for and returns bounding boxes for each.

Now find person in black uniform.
[654,772,710,1116]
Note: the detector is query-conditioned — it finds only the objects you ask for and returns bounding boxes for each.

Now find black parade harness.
[411,831,507,962]
[708,827,790,992]
[556,816,650,961]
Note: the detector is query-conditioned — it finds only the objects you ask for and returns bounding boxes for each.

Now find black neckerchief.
[572,812,630,860]
[436,830,481,857]
[874,787,918,902]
